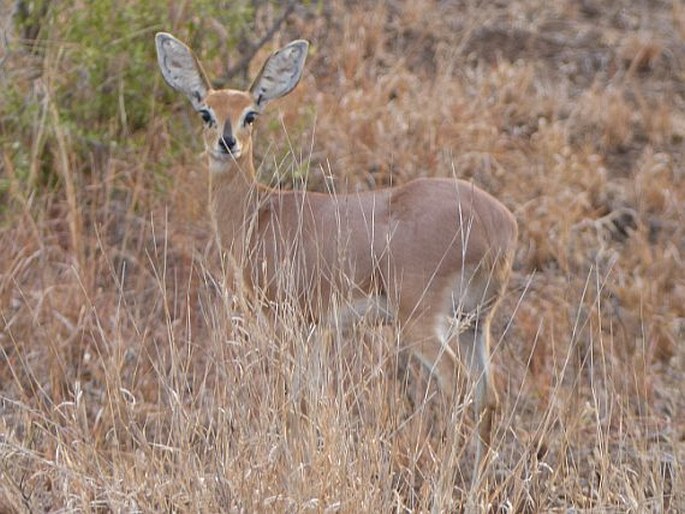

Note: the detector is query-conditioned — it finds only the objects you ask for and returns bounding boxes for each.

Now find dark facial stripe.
[222,118,233,141]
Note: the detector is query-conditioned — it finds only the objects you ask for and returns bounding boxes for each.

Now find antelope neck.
[208,151,262,251]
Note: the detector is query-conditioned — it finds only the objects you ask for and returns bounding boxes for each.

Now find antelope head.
[155,33,309,177]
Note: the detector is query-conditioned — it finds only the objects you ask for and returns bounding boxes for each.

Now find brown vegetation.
[1,0,683,511]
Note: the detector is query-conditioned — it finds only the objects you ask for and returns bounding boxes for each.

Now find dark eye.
[199,109,213,126]
[243,111,258,126]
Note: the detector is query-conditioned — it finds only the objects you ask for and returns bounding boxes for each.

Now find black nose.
[219,136,237,154]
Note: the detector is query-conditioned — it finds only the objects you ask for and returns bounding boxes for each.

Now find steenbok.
[155,33,518,475]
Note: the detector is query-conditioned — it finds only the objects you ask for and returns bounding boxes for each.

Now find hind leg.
[457,313,499,480]
[405,322,459,405]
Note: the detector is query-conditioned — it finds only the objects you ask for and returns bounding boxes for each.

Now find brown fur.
[156,33,518,478]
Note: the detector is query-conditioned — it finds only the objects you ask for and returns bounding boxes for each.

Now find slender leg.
[402,320,459,407]
[458,315,499,482]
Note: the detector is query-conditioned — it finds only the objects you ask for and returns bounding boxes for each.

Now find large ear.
[155,32,210,111]
[249,40,309,110]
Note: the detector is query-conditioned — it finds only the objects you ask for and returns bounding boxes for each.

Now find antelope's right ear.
[155,32,210,111]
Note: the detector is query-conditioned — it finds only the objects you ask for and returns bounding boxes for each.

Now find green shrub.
[2,0,258,196]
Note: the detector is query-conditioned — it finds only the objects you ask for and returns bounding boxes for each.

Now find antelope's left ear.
[249,40,309,110]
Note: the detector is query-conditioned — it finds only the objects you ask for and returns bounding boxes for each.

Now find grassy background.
[1,0,684,511]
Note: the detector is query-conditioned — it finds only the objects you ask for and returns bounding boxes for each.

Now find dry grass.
[1,0,684,512]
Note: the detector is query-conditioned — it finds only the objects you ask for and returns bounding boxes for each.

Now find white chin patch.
[211,149,240,161]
